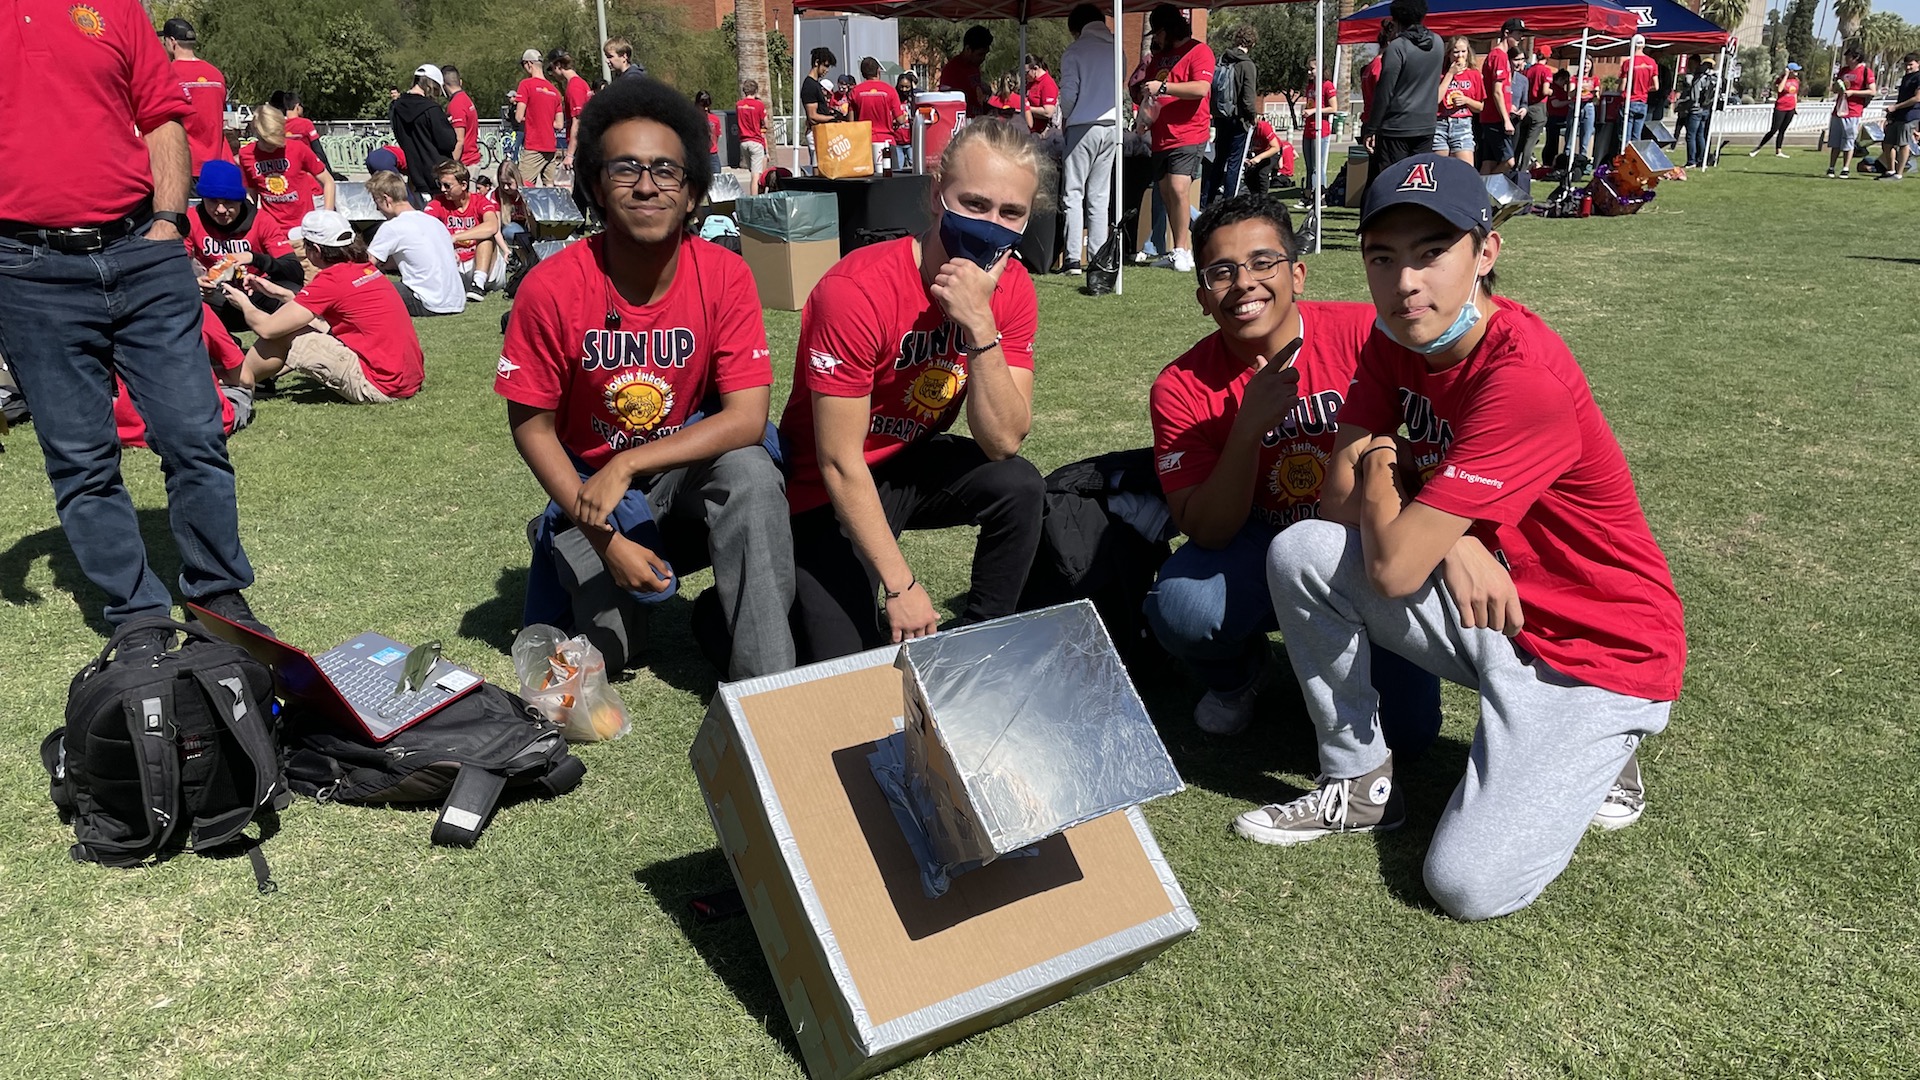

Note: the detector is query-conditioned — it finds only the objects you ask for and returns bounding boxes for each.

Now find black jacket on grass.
[1368,25,1445,140]
[389,93,457,195]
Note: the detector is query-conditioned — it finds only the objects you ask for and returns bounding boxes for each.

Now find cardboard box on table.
[737,191,841,310]
[690,605,1196,1080]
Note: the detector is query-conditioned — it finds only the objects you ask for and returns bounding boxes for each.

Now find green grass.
[2,154,1917,1079]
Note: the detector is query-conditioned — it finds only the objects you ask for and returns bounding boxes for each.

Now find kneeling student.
[425,159,501,301]
[779,119,1046,661]
[225,210,424,403]
[497,77,795,680]
[365,170,466,316]
[1145,193,1440,746]
[1240,155,1686,922]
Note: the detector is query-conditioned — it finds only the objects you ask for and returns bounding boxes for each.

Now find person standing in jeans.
[1057,3,1120,273]
[1677,58,1718,168]
[1204,23,1261,207]
[1749,63,1802,157]
[0,0,261,653]
[1621,35,1660,145]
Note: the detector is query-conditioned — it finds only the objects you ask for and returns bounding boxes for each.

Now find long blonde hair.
[936,118,1055,210]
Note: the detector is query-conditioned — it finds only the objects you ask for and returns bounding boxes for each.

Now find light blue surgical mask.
[1376,278,1483,355]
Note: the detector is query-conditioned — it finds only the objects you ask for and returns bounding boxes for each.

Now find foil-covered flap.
[897,601,1184,868]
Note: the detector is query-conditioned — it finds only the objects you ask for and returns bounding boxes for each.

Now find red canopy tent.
[1336,0,1638,46]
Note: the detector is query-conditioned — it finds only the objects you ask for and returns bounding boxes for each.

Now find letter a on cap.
[1400,162,1437,192]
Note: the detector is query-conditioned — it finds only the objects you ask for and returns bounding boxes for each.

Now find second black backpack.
[284,683,586,847]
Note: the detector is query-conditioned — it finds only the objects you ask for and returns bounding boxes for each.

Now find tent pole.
[1576,29,1591,167]
[1311,0,1325,255]
[794,13,803,153]
[1114,0,1125,295]
[1020,14,1029,95]
[1621,35,1635,152]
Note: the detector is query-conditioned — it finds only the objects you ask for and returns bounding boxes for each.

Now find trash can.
[735,191,841,310]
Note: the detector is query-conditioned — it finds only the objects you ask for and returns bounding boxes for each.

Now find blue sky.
[1875,0,1920,20]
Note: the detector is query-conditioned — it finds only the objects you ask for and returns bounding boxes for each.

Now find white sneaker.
[1170,248,1194,273]
[1590,753,1645,830]
[1133,250,1154,265]
[1233,754,1404,846]
[1748,148,1760,157]
[1193,680,1261,736]
[1775,151,1790,158]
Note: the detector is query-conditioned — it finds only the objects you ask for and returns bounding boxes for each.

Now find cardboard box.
[1345,158,1368,207]
[691,647,1197,1080]
[741,228,840,310]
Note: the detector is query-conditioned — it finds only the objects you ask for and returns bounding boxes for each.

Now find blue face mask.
[938,198,1024,269]
[1376,278,1483,355]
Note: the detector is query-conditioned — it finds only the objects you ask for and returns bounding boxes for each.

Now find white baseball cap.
[289,210,356,248]
[414,63,444,87]
[522,48,543,63]
[1631,33,1646,45]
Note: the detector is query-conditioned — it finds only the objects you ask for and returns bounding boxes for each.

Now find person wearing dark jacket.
[1363,0,1445,184]
[390,64,458,199]
[1203,24,1261,206]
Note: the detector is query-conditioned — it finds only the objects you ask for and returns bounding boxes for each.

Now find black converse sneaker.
[196,590,273,637]
[1233,752,1404,845]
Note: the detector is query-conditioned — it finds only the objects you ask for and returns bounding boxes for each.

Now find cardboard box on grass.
[738,190,840,311]
[690,607,1196,1080]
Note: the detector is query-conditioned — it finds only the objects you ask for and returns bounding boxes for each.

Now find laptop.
[188,603,484,742]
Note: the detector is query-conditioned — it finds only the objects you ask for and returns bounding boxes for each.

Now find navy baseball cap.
[196,160,246,201]
[1359,153,1494,234]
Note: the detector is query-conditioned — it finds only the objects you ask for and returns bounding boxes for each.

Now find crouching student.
[224,210,424,403]
[1145,193,1440,746]
[496,76,795,680]
[1238,156,1686,921]
[425,160,501,301]
[779,120,1046,662]
[187,160,305,338]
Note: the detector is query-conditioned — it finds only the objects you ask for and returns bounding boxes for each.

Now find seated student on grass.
[495,77,795,681]
[779,119,1046,662]
[186,159,306,337]
[1145,193,1440,746]
[116,303,254,448]
[223,209,424,404]
[1237,155,1686,922]
[364,169,465,317]
[425,159,501,301]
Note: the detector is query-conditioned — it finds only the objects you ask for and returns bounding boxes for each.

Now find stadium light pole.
[597,0,611,82]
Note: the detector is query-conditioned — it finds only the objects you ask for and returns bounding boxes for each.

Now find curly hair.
[571,75,713,217]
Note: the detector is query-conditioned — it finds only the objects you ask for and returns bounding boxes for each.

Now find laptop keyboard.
[315,650,452,737]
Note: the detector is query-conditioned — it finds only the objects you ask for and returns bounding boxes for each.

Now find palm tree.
[1700,0,1751,31]
[1856,11,1904,82]
[1833,0,1871,43]
[735,0,771,127]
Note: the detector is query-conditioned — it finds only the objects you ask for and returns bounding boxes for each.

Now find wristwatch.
[150,210,190,233]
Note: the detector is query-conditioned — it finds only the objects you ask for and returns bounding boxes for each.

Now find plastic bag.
[511,624,630,742]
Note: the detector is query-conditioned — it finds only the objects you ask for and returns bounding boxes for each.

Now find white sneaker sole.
[1589,804,1644,831]
[1232,813,1402,846]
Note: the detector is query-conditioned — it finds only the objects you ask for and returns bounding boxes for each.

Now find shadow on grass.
[1846,254,1920,266]
[632,848,803,1069]
[0,508,179,636]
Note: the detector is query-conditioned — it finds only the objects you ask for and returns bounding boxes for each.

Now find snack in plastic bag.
[510,624,631,742]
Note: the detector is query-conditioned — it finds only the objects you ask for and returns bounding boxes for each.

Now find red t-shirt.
[562,74,592,128]
[938,56,986,115]
[295,263,424,399]
[1836,63,1873,118]
[1145,40,1216,152]
[736,97,768,145]
[448,90,481,166]
[1304,78,1337,139]
[1361,55,1383,122]
[1622,53,1658,103]
[1479,50,1512,124]
[1341,298,1686,701]
[1546,83,1572,119]
[496,234,772,472]
[0,0,191,225]
[238,139,328,249]
[1026,72,1059,133]
[1579,74,1600,104]
[284,116,318,149]
[172,58,232,171]
[186,204,292,273]
[1151,302,1375,530]
[1250,118,1280,155]
[1774,75,1800,111]
[1524,62,1553,108]
[116,304,241,449]
[851,79,904,144]
[706,111,723,153]
[426,190,498,263]
[778,237,1039,514]
[519,76,563,152]
[1442,70,1485,120]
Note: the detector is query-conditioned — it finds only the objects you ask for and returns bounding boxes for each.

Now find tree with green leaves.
[1782,0,1818,64]
[1208,5,1343,123]
[1856,11,1906,85]
[1700,0,1749,33]
[1833,0,1871,43]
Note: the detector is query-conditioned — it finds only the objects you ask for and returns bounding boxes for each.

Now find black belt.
[1,203,153,254]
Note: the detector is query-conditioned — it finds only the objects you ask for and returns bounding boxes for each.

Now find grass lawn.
[1,154,1916,1079]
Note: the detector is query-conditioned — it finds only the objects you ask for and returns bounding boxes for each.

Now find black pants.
[788,434,1044,663]
[1245,158,1275,195]
[1366,133,1432,191]
[1756,109,1795,152]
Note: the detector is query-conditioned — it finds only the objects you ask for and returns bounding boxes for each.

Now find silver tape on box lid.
[897,600,1184,870]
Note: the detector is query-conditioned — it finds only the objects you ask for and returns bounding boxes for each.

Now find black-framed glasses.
[603,157,687,192]
[1200,253,1289,292]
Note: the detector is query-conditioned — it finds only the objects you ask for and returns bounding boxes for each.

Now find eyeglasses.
[1200,253,1289,292]
[437,180,460,191]
[603,158,687,192]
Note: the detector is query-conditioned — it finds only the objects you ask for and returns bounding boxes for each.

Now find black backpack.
[44,617,288,892]
[284,684,585,847]
[1210,58,1244,124]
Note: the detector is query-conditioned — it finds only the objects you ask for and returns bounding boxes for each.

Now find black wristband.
[880,578,917,603]
[1357,445,1398,471]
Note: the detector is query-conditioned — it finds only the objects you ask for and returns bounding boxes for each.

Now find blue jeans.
[1202,122,1250,206]
[0,229,253,625]
[1575,103,1596,161]
[1683,112,1708,166]
[1144,522,1443,755]
[1626,102,1648,145]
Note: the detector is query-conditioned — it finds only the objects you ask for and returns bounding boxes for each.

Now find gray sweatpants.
[1062,122,1118,266]
[546,446,796,680]
[1266,520,1670,921]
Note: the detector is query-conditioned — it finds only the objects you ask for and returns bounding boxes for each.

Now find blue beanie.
[197,159,247,200]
